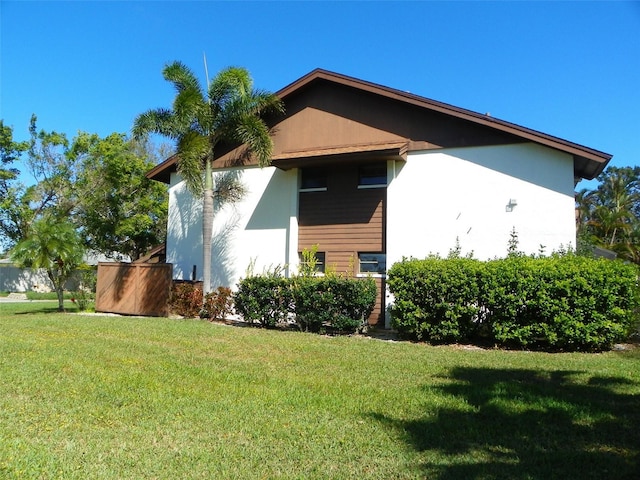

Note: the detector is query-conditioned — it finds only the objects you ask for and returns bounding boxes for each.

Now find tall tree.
[71,132,168,260]
[26,115,77,220]
[10,216,84,311]
[0,115,72,249]
[133,62,283,294]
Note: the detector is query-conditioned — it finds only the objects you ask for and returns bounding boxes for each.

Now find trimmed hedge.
[291,276,377,332]
[388,255,639,351]
[482,255,639,350]
[388,257,483,343]
[234,275,377,333]
[233,276,292,327]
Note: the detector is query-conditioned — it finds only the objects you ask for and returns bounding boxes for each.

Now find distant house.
[147,69,612,326]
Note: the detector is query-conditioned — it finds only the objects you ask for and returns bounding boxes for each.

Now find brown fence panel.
[96,263,172,316]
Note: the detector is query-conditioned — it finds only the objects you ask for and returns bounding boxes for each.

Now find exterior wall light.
[506,198,518,212]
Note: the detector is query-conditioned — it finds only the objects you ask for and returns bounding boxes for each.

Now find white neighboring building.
[147,69,612,326]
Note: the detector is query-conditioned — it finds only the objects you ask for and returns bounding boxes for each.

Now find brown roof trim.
[272,141,408,170]
[146,154,178,183]
[148,69,612,183]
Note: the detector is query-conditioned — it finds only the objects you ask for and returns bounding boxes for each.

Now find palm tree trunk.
[47,269,65,312]
[202,158,214,297]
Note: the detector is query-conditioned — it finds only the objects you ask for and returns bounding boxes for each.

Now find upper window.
[358,163,387,188]
[358,252,386,275]
[300,168,327,191]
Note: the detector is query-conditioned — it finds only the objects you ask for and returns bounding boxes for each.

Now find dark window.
[358,163,387,187]
[358,253,386,274]
[298,251,326,273]
[300,168,327,191]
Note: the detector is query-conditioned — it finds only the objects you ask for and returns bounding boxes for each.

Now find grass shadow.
[370,367,640,479]
[9,303,81,315]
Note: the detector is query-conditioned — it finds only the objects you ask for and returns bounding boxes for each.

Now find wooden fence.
[96,262,172,316]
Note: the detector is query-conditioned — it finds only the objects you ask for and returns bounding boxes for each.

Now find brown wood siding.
[96,262,172,317]
[298,163,386,325]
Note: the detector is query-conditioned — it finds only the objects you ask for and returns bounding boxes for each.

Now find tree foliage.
[0,121,29,251]
[71,133,168,260]
[133,61,283,294]
[0,116,169,261]
[0,115,76,249]
[10,216,84,311]
[576,166,640,263]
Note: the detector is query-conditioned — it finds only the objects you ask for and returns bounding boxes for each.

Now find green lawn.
[1,302,638,479]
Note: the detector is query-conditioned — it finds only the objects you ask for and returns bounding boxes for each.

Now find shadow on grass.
[10,304,81,315]
[371,367,640,479]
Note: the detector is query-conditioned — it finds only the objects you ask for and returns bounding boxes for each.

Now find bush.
[71,267,97,312]
[233,276,292,327]
[169,282,203,318]
[388,257,483,342]
[234,274,377,333]
[388,254,640,351]
[481,255,640,351]
[202,287,234,321]
[291,276,377,333]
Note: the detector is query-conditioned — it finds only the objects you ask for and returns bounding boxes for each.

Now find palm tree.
[10,216,84,311]
[133,62,283,295]
[578,167,640,262]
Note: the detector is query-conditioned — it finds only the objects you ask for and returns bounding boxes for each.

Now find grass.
[1,302,639,479]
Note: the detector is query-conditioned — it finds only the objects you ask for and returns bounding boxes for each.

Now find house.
[147,69,612,327]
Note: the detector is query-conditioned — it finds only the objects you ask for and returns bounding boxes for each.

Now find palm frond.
[176,131,208,196]
[163,61,203,98]
[248,89,285,116]
[208,67,252,108]
[132,109,178,140]
[234,115,273,167]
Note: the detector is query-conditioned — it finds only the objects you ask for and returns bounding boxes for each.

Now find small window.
[358,163,387,188]
[300,168,327,191]
[358,253,386,274]
[298,251,326,273]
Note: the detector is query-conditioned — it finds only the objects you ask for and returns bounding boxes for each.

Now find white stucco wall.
[386,143,577,267]
[167,142,577,296]
[166,166,297,289]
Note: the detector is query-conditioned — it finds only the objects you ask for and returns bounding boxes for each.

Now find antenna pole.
[203,52,210,91]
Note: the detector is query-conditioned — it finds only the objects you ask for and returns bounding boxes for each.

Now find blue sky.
[2,1,639,191]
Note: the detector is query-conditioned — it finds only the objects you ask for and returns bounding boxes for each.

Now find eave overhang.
[271,141,408,170]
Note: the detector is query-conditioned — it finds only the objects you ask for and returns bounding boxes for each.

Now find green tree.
[576,166,640,263]
[0,120,27,197]
[0,121,29,251]
[71,132,168,260]
[133,61,283,294]
[10,216,84,311]
[26,115,77,220]
[0,115,77,250]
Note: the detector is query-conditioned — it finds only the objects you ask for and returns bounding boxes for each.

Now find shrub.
[291,276,377,333]
[202,287,233,321]
[388,257,483,342]
[233,276,292,327]
[169,282,203,318]
[234,273,377,333]
[481,255,640,351]
[388,254,640,351]
[71,266,97,312]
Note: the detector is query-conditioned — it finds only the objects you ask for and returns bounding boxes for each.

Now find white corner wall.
[386,143,576,267]
[166,166,297,289]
